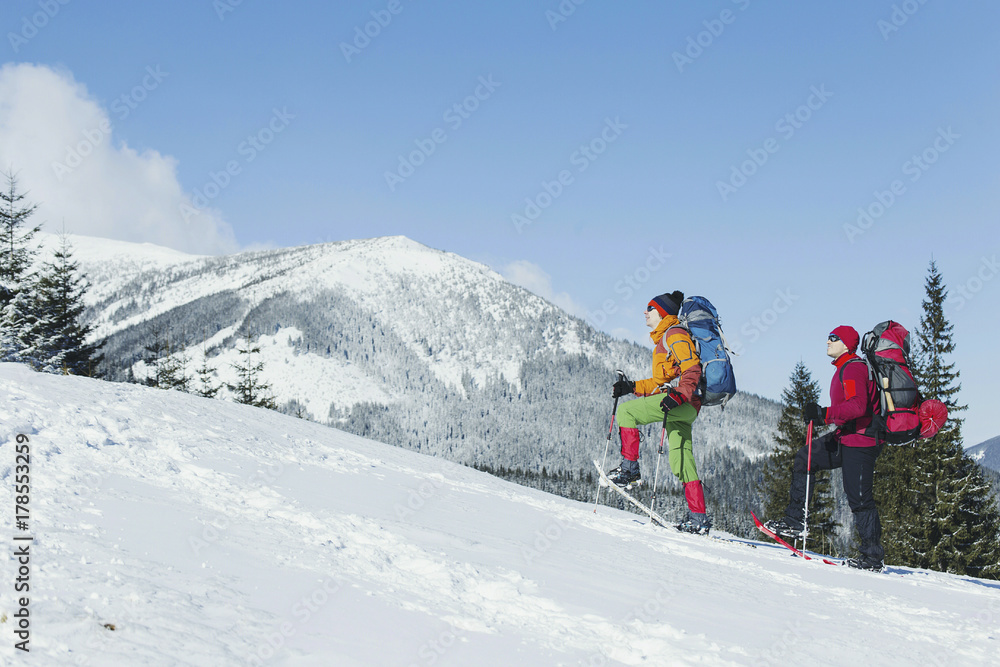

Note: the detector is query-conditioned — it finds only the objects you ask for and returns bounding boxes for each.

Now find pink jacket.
[824,353,878,447]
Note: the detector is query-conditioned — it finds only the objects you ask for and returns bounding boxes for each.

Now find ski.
[751,511,840,565]
[593,460,670,528]
[593,462,758,547]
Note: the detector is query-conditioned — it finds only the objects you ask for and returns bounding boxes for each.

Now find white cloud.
[500,259,587,317]
[0,63,237,255]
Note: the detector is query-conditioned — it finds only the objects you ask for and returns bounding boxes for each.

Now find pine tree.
[875,443,921,564]
[30,234,104,375]
[142,333,171,388]
[142,331,189,390]
[0,169,40,309]
[194,349,220,398]
[227,330,276,409]
[760,362,836,545]
[0,287,39,365]
[159,349,191,392]
[881,261,1000,578]
[0,169,42,363]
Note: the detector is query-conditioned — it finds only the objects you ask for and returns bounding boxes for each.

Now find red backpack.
[860,321,948,445]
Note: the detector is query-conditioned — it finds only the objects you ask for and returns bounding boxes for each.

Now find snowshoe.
[675,514,712,536]
[763,517,804,540]
[606,460,641,490]
[845,556,884,573]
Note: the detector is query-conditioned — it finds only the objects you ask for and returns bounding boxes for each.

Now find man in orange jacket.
[608,291,710,535]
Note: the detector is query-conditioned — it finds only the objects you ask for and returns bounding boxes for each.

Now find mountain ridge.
[966,435,1000,473]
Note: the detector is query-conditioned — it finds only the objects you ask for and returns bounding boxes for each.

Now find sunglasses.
[646,305,656,312]
[828,334,840,342]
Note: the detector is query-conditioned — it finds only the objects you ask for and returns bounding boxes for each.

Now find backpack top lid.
[863,320,910,365]
[677,296,721,330]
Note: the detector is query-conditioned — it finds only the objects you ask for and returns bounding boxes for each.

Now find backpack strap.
[837,357,869,386]
[836,357,870,436]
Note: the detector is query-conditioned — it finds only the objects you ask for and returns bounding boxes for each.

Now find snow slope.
[1,364,997,666]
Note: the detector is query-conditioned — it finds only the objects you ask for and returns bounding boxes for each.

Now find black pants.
[784,432,884,561]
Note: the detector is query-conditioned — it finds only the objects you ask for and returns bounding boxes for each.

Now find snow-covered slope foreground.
[2,365,997,667]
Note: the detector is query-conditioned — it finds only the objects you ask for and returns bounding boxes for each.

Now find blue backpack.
[677,296,738,407]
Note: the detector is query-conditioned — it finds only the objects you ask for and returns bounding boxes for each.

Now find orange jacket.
[633,315,703,409]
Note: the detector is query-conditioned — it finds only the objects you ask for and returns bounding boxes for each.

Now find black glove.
[659,390,686,412]
[612,379,635,398]
[803,402,826,426]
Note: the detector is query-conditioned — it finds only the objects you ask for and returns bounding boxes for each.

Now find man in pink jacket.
[765,325,885,571]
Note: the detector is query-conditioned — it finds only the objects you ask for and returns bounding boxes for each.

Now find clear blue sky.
[5,0,999,444]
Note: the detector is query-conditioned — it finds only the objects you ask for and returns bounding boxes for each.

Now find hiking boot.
[607,459,641,489]
[763,517,805,540]
[845,556,884,573]
[676,513,712,536]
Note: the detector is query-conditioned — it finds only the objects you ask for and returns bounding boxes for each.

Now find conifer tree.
[0,169,40,309]
[142,331,189,390]
[761,362,836,545]
[31,234,104,375]
[874,442,921,564]
[159,349,191,392]
[194,349,220,398]
[0,169,42,363]
[880,261,1000,578]
[142,333,171,388]
[227,330,276,409]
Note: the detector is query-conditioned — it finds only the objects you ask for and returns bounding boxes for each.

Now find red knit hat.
[829,325,860,352]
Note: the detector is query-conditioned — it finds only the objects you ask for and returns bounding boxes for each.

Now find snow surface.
[1,363,998,666]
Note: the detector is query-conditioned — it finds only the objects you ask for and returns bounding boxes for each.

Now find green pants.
[617,395,700,483]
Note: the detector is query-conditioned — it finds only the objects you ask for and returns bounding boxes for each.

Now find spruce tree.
[761,362,836,545]
[0,170,42,363]
[31,234,104,375]
[159,349,191,392]
[194,349,220,398]
[142,333,171,388]
[881,261,1000,578]
[875,442,921,564]
[0,169,40,309]
[227,330,276,409]
[142,331,189,390]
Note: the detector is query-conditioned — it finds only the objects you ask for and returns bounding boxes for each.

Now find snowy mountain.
[66,232,620,388]
[1,364,997,666]
[967,436,1000,473]
[52,233,781,482]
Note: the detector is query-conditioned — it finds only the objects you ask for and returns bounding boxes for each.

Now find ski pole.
[649,412,667,514]
[594,370,626,512]
[802,420,814,553]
